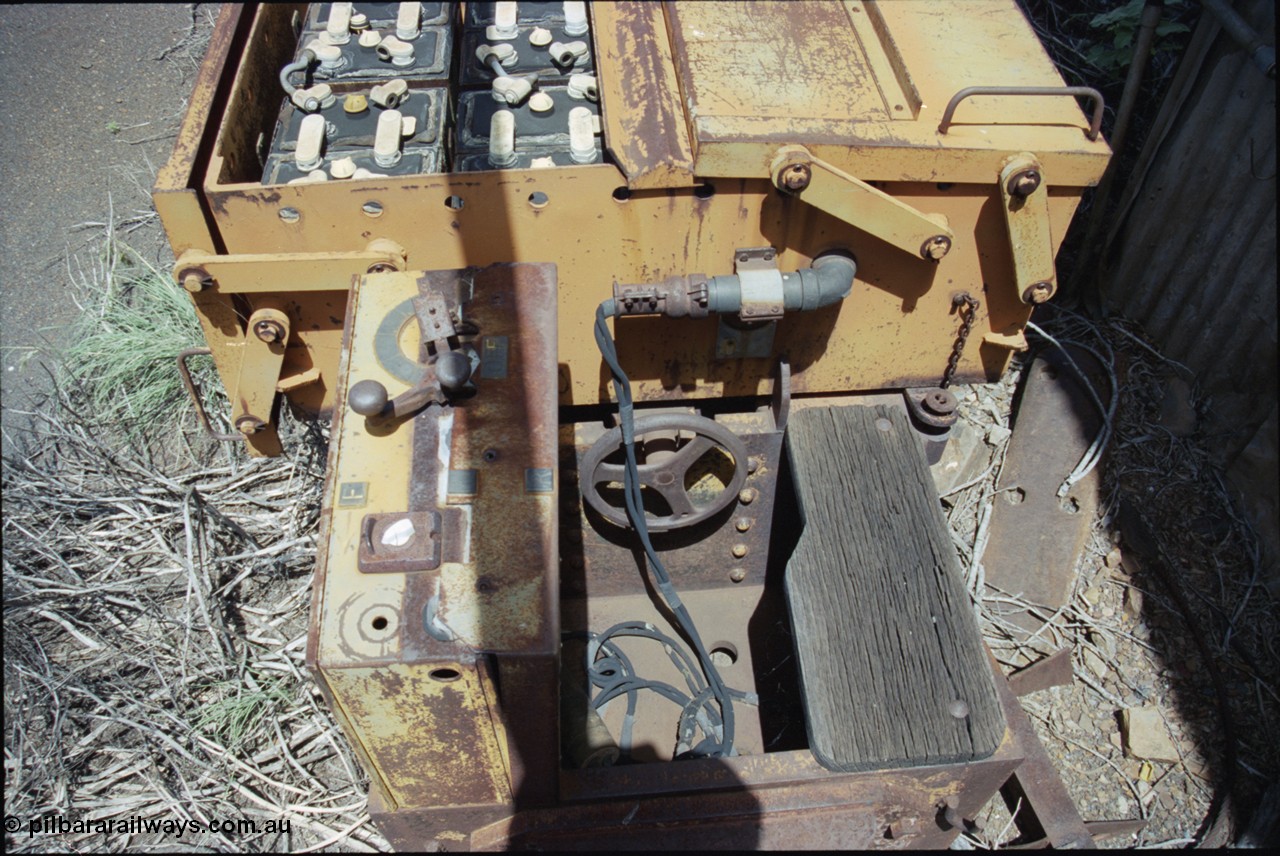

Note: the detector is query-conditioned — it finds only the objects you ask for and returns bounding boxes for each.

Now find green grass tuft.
[61,238,223,440]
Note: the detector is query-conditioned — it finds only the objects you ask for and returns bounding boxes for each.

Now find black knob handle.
[348,379,390,416]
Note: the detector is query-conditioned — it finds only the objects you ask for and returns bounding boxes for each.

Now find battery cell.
[307,2,452,32]
[455,145,602,172]
[271,85,446,153]
[459,23,594,88]
[263,147,444,185]
[464,1,566,28]
[455,87,598,155]
[287,25,452,85]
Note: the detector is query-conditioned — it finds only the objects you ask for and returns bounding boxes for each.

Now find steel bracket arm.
[998,153,1058,305]
[769,145,954,261]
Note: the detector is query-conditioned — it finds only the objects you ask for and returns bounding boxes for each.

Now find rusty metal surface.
[666,1,1111,184]
[470,753,1020,850]
[564,411,785,597]
[983,346,1104,633]
[993,659,1096,849]
[1007,648,1075,698]
[324,661,514,812]
[590,3,697,189]
[310,263,560,826]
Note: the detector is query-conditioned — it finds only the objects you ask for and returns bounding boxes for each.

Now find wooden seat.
[784,405,1006,772]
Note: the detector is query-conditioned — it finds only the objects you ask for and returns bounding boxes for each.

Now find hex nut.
[781,163,811,191]
[181,271,211,293]
[1006,168,1042,198]
[921,235,952,260]
[253,319,286,343]
[1022,281,1054,304]
[235,415,266,434]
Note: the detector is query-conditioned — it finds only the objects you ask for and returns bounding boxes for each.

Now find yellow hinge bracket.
[999,154,1057,305]
[769,145,954,260]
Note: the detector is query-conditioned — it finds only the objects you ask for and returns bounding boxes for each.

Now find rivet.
[738,487,757,504]
[735,517,752,532]
[729,568,747,583]
[731,544,748,559]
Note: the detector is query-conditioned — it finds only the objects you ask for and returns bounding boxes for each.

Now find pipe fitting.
[529,26,553,47]
[476,43,518,69]
[548,40,588,67]
[611,251,856,320]
[377,35,415,67]
[396,2,422,40]
[370,79,410,108]
[358,29,382,48]
[492,75,534,105]
[567,73,598,101]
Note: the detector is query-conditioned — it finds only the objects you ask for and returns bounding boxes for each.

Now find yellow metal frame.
[155,2,1109,455]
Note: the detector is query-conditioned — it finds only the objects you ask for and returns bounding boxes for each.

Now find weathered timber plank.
[784,405,1005,771]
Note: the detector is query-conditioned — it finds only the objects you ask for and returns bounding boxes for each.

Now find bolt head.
[253,320,286,343]
[181,271,211,293]
[1022,281,1054,304]
[781,163,811,191]
[921,235,952,260]
[1007,168,1042,198]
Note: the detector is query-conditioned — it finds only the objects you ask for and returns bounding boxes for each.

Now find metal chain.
[941,292,980,389]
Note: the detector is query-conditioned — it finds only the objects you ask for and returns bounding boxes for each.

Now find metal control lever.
[348,287,473,418]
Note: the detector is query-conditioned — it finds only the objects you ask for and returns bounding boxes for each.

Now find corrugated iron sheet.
[1102,0,1276,464]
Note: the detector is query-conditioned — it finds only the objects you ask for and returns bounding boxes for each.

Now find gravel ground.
[943,311,1276,848]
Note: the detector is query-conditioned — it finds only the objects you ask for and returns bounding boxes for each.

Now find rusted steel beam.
[994,663,1096,849]
[1008,648,1074,698]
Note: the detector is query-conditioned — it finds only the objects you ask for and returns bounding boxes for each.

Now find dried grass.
[2,224,387,851]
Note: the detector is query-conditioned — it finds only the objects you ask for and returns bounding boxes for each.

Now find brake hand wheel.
[579,413,749,533]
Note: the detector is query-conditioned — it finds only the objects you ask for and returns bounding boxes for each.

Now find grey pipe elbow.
[786,252,856,312]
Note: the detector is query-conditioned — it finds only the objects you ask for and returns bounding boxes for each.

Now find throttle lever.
[347,286,473,419]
